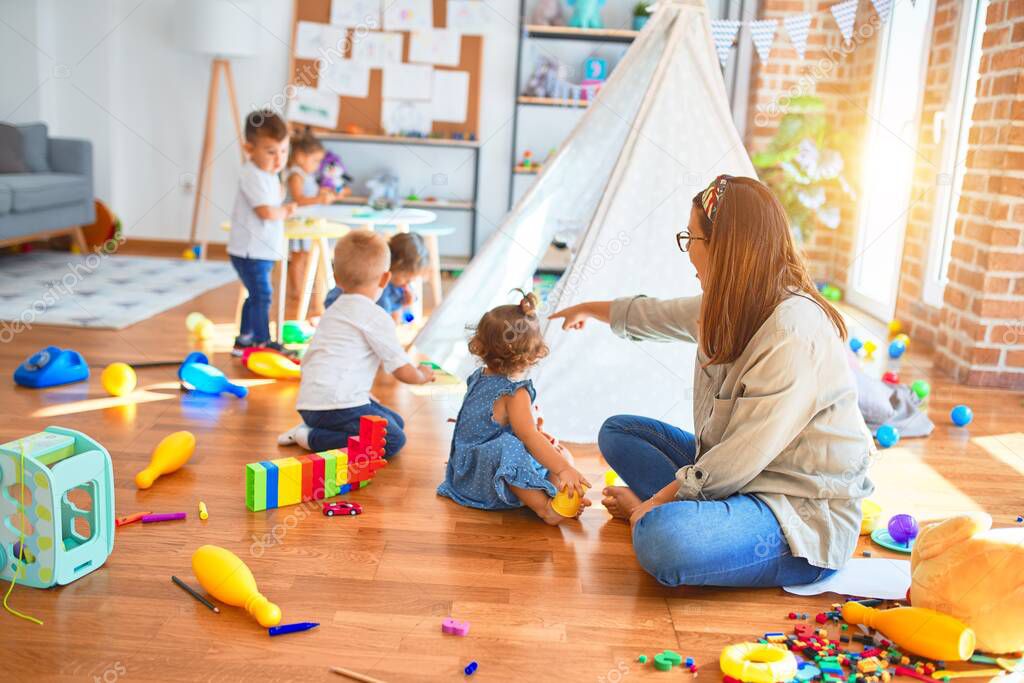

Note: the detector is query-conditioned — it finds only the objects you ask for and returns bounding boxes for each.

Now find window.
[922,0,989,307]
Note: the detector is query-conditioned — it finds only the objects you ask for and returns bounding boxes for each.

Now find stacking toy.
[191,544,281,627]
[720,643,796,683]
[244,350,301,380]
[136,431,196,489]
[185,312,214,340]
[888,513,919,545]
[841,602,976,661]
[101,362,137,396]
[13,346,89,388]
[179,352,248,398]
[950,404,973,427]
[875,425,899,448]
[551,485,589,517]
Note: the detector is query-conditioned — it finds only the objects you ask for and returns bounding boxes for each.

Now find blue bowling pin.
[178,352,247,398]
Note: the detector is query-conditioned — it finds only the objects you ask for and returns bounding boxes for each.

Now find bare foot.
[602,486,642,521]
[539,500,571,526]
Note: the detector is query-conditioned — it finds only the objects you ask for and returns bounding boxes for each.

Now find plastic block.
[275,457,302,507]
[246,462,267,512]
[320,450,339,498]
[309,453,326,500]
[263,460,279,509]
[338,484,351,495]
[441,617,470,636]
[295,454,314,501]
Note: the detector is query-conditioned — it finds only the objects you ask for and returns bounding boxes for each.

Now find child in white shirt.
[278,231,434,456]
[227,109,296,353]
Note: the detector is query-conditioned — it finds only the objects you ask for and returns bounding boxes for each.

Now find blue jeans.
[599,415,835,588]
[231,256,275,344]
[299,400,406,457]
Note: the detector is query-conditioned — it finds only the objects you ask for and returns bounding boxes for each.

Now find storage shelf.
[319,132,480,149]
[335,195,475,211]
[525,24,639,43]
[517,96,589,108]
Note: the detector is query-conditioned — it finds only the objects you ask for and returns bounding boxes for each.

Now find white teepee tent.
[414,0,755,442]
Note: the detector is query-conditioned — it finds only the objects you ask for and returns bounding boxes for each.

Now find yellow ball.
[101,362,137,397]
[181,248,196,260]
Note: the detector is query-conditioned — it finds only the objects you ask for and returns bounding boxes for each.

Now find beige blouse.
[610,293,875,569]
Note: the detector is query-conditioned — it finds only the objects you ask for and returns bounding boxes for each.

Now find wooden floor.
[3,266,1023,682]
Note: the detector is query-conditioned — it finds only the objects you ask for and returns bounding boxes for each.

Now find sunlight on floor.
[868,446,981,519]
[971,432,1024,478]
[30,379,277,418]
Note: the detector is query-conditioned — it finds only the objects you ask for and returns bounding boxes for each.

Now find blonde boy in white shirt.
[278,231,434,456]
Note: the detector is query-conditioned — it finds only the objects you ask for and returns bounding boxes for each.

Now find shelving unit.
[507,2,641,213]
[319,132,482,256]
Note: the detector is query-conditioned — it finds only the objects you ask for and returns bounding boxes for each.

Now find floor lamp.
[179,0,258,259]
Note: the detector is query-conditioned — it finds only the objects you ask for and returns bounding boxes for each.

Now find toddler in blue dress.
[437,291,591,524]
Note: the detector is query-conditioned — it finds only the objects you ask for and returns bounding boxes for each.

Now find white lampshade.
[176,0,259,57]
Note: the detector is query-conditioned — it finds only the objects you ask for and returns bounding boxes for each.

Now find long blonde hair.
[691,176,846,366]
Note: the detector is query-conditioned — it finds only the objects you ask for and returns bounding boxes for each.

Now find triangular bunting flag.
[750,19,779,63]
[710,19,741,68]
[783,13,812,60]
[870,0,893,23]
[831,0,858,45]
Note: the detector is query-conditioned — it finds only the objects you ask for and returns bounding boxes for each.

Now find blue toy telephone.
[13,346,89,388]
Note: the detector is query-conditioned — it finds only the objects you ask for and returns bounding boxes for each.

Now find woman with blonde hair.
[552,175,874,587]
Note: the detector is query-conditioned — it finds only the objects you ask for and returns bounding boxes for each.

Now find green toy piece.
[653,650,683,671]
[637,655,647,663]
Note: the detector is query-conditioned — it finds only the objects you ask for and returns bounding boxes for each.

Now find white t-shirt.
[228,161,287,261]
[297,293,413,410]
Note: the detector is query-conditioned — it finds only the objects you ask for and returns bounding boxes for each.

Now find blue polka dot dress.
[437,368,558,510]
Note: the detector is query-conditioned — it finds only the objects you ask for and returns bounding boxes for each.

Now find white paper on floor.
[784,558,911,600]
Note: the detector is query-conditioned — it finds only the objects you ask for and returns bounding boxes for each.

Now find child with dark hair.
[325,232,429,323]
[437,292,591,524]
[228,109,296,354]
[284,128,349,322]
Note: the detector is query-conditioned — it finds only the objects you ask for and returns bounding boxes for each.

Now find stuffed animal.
[910,513,1024,654]
[523,57,571,99]
[568,0,605,29]
[529,0,566,26]
[316,150,352,194]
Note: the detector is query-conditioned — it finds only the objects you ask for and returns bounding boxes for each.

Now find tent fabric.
[414,0,756,442]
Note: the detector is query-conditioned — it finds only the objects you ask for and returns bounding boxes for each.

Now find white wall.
[0,0,519,258]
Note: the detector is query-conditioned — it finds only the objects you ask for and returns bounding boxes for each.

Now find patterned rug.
[0,252,236,330]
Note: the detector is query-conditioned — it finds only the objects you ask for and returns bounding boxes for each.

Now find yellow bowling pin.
[246,351,300,380]
[842,602,975,661]
[191,545,281,627]
[135,431,196,489]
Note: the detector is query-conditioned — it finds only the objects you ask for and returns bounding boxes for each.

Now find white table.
[296,205,447,308]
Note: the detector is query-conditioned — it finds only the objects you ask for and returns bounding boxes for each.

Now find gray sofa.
[0,122,95,249]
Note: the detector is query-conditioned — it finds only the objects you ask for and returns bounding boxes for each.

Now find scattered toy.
[269,621,319,636]
[875,424,900,448]
[442,617,470,636]
[136,430,196,489]
[888,514,919,546]
[464,661,478,676]
[100,362,137,396]
[171,575,219,613]
[323,501,363,517]
[192,544,281,627]
[849,337,863,353]
[911,379,930,399]
[141,512,186,523]
[950,404,973,427]
[882,371,900,384]
[13,346,89,388]
[199,501,209,520]
[888,339,906,359]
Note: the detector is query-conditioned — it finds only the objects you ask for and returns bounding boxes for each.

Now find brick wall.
[744,0,1024,389]
[932,0,1024,388]
[745,1,882,284]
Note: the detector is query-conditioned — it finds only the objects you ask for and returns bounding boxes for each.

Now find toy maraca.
[178,352,248,397]
[191,545,281,627]
[842,602,975,661]
[136,431,195,489]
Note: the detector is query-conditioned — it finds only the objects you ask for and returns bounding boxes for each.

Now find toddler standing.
[278,231,434,456]
[437,292,591,524]
[228,109,295,354]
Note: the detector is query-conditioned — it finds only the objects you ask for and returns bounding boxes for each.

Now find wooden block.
[275,457,302,507]
[245,462,267,512]
[309,453,326,500]
[319,450,339,498]
[296,454,314,501]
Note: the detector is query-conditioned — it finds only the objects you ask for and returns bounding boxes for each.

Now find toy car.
[322,501,362,517]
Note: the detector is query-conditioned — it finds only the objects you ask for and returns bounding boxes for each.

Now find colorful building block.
[442,617,470,636]
[244,416,388,512]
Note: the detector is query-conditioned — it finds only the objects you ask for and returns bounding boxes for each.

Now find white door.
[847,0,935,320]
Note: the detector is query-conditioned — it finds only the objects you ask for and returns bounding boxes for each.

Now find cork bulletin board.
[287,0,484,138]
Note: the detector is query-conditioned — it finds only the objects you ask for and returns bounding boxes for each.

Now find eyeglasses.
[675,230,706,253]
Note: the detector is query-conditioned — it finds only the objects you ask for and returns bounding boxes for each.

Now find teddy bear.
[910,512,1024,654]
[528,0,566,26]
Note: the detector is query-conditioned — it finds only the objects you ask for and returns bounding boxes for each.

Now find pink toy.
[141,512,186,523]
[442,617,470,636]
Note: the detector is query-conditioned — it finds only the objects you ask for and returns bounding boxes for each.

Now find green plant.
[633,1,650,17]
[751,95,854,243]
